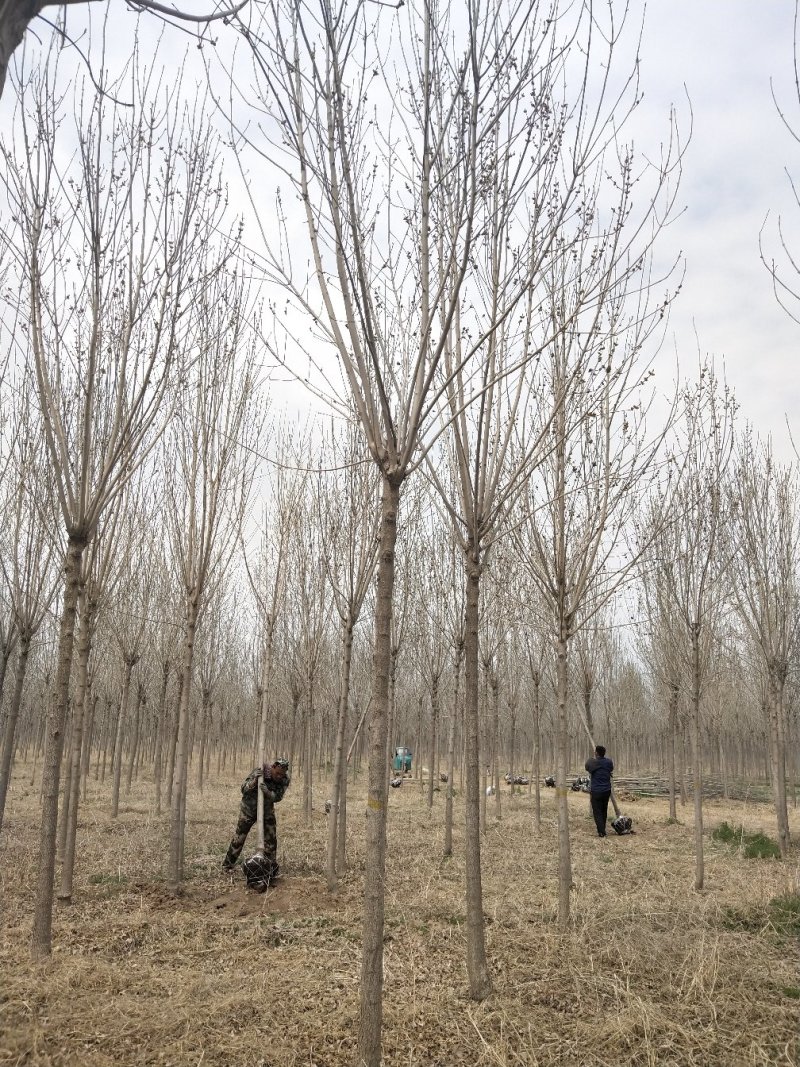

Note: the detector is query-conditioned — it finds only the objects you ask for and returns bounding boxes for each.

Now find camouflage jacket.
[241,766,291,804]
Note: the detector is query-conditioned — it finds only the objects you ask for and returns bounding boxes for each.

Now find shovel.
[242,771,277,890]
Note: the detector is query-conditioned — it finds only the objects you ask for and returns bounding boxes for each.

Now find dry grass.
[1,765,798,1067]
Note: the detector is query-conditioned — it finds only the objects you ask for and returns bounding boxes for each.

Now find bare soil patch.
[1,768,798,1066]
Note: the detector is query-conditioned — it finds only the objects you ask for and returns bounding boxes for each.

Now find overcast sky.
[3,1,799,461]
[637,0,799,461]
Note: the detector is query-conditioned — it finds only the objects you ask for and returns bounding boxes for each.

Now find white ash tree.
[728,432,799,857]
[511,252,680,926]
[315,419,380,891]
[0,46,233,957]
[646,366,736,890]
[214,0,685,1054]
[164,260,262,892]
[243,427,302,799]
[57,489,132,901]
[0,387,59,835]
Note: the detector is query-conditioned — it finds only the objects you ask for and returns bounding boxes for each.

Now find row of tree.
[0,4,798,1065]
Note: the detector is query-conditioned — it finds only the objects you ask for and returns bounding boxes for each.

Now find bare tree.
[57,492,128,900]
[0,391,59,834]
[316,420,380,891]
[648,367,736,890]
[513,256,678,926]
[0,49,230,957]
[164,263,261,891]
[728,432,798,857]
[223,0,682,1055]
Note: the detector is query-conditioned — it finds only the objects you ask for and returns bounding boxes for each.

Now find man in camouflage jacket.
[222,759,290,871]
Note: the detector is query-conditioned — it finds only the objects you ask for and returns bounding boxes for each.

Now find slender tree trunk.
[154,663,169,815]
[462,551,491,1000]
[31,533,86,958]
[0,631,32,833]
[327,620,353,891]
[58,592,94,902]
[690,624,704,891]
[165,672,184,808]
[81,692,97,802]
[427,679,438,810]
[196,694,208,793]
[555,632,572,927]
[111,660,135,818]
[769,668,790,858]
[667,684,678,821]
[443,647,461,859]
[532,677,541,831]
[358,474,401,1067]
[491,674,501,820]
[56,714,74,863]
[169,602,199,891]
[127,685,144,793]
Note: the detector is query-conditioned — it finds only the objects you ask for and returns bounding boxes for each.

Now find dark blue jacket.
[585,756,614,793]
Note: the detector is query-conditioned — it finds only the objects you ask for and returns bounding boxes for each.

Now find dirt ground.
[1,765,798,1067]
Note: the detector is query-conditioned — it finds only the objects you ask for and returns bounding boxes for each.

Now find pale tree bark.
[0,48,228,958]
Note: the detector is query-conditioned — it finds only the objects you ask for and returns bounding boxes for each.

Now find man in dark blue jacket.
[585,745,614,837]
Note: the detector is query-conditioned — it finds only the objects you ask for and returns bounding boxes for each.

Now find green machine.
[392,746,412,775]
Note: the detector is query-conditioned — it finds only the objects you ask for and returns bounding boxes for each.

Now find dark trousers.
[590,791,611,836]
[224,795,277,867]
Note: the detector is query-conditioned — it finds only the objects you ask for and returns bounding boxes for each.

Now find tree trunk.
[154,663,169,815]
[31,533,86,958]
[690,623,704,891]
[462,551,491,1000]
[443,647,461,859]
[327,620,353,892]
[168,601,199,891]
[111,659,135,818]
[0,630,32,833]
[127,684,144,793]
[427,678,438,810]
[358,473,401,1067]
[532,676,541,831]
[769,668,790,858]
[555,633,572,927]
[491,673,501,820]
[58,591,94,902]
[667,684,678,821]
[81,692,97,802]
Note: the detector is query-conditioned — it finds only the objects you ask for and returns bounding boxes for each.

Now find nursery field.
[1,766,798,1067]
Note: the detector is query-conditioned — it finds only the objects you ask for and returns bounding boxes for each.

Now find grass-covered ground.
[1,763,798,1066]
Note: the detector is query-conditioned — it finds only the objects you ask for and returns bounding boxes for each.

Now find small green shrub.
[88,872,128,887]
[782,986,800,999]
[743,832,781,860]
[712,821,737,843]
[769,892,800,935]
[711,822,781,859]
